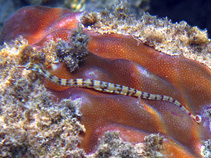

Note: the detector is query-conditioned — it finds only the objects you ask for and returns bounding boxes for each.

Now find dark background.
[149,0,211,38]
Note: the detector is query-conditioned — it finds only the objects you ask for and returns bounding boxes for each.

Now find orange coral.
[1,6,211,157]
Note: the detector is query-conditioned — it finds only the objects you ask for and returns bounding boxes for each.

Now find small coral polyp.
[1,5,211,157]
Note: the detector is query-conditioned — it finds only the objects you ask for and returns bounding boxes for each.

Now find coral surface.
[1,4,211,158]
[0,37,86,157]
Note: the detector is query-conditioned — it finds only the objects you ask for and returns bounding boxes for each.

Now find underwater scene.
[0,0,211,157]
